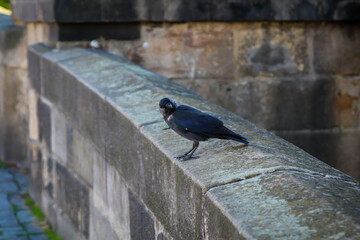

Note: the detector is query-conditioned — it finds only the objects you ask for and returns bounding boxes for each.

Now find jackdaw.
[159,97,249,161]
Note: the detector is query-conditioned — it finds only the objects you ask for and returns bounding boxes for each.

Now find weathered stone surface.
[92,158,131,240]
[129,190,155,240]
[140,23,234,79]
[106,163,131,239]
[334,77,360,128]
[206,171,360,239]
[0,67,5,160]
[276,129,360,181]
[48,23,140,41]
[11,0,38,22]
[73,130,93,185]
[90,206,119,240]
[0,22,27,69]
[30,45,360,240]
[28,89,39,141]
[56,162,89,238]
[28,141,42,205]
[37,97,51,150]
[235,22,309,77]
[51,107,68,164]
[55,210,87,240]
[314,23,360,75]
[28,44,52,94]
[176,76,337,131]
[42,155,54,199]
[41,189,57,229]
[1,68,29,164]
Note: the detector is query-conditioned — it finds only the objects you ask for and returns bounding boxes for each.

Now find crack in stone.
[205,166,358,193]
[139,120,163,128]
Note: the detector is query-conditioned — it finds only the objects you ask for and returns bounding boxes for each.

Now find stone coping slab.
[28,43,360,239]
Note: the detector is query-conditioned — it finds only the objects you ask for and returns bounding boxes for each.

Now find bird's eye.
[165,102,173,108]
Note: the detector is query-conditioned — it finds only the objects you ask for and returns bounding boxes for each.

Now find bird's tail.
[219,126,249,144]
[225,135,249,144]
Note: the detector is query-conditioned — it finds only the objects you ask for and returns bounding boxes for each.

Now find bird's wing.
[172,105,223,136]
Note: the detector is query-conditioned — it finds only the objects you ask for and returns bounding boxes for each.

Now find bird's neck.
[163,109,175,121]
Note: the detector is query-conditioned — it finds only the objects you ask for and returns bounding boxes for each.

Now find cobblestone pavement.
[0,168,48,240]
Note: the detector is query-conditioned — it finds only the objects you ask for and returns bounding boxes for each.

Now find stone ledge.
[28,43,360,239]
[12,0,360,23]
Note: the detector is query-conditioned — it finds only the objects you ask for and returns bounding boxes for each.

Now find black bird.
[159,98,249,161]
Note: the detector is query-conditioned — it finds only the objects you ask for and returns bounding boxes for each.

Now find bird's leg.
[176,141,199,161]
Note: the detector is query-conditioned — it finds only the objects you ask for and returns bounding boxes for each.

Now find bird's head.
[159,97,177,118]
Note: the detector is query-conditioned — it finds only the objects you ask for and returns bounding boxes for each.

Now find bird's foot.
[175,155,199,161]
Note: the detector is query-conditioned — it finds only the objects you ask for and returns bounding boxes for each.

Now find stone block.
[11,0,39,22]
[28,141,42,205]
[55,161,89,238]
[27,23,47,47]
[139,0,165,21]
[0,226,27,239]
[55,210,87,240]
[140,23,234,79]
[92,159,132,240]
[166,0,212,21]
[0,67,4,160]
[51,107,68,164]
[0,181,18,193]
[101,0,138,21]
[2,68,29,164]
[73,130,93,185]
[28,44,52,94]
[92,151,107,205]
[66,123,74,167]
[137,132,203,240]
[234,22,309,78]
[52,0,102,22]
[28,89,39,141]
[42,155,54,199]
[313,23,360,75]
[9,169,29,194]
[48,23,140,41]
[41,190,57,229]
[129,190,155,240]
[106,163,131,239]
[176,76,337,131]
[37,97,51,150]
[89,206,119,240]
[276,130,360,181]
[206,171,360,239]
[0,24,27,69]
[333,1,360,20]
[334,77,360,128]
[17,210,36,223]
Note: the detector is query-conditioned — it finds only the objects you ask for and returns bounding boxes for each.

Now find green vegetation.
[25,196,45,222]
[45,229,63,240]
[24,194,62,240]
[0,0,10,10]
[0,158,4,168]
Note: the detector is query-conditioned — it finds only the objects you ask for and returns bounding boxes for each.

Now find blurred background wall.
[1,0,359,180]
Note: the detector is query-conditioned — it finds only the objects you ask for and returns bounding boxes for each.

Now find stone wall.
[10,0,360,179]
[24,44,360,239]
[0,13,28,165]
